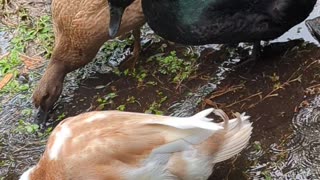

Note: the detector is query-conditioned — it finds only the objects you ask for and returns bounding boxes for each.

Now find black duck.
[108,0,317,59]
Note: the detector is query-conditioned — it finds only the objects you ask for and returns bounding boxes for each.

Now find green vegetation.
[15,119,40,134]
[117,104,126,111]
[145,91,167,115]
[261,170,272,180]
[97,92,118,109]
[124,68,148,84]
[153,50,198,85]
[13,119,52,137]
[57,113,66,121]
[116,96,141,111]
[10,106,53,136]
[0,12,54,95]
[253,141,262,152]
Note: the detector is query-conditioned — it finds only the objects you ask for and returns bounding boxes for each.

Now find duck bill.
[36,107,49,125]
[109,5,125,38]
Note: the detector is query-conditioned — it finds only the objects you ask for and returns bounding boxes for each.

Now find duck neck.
[45,61,68,81]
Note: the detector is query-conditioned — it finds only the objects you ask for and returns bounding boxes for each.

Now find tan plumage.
[20,108,252,180]
[32,0,145,119]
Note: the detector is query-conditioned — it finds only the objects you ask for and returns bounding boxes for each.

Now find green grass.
[0,12,54,95]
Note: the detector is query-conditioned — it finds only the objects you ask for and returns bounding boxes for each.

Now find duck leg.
[120,29,141,69]
[252,41,261,60]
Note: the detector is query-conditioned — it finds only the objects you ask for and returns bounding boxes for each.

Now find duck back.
[142,0,317,45]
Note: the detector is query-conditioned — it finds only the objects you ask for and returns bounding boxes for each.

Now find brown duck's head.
[32,63,66,124]
[108,0,135,38]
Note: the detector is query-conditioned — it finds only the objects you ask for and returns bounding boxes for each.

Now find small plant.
[124,68,148,84]
[57,113,66,121]
[261,170,272,180]
[253,141,262,151]
[35,15,55,58]
[145,101,164,115]
[0,78,30,94]
[134,69,147,83]
[269,73,280,82]
[145,91,167,115]
[126,96,135,103]
[38,127,53,138]
[14,120,39,134]
[117,104,126,111]
[154,51,197,85]
[21,108,33,117]
[0,160,8,168]
[103,37,133,54]
[157,51,183,75]
[13,119,53,137]
[97,92,118,109]
[146,81,157,86]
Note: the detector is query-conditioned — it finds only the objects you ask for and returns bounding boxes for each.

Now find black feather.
[142,0,317,45]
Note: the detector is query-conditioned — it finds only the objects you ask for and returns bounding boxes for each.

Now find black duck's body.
[142,0,317,45]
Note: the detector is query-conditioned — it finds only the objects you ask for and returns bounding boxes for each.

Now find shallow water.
[0,31,10,54]
[0,1,320,180]
[272,96,320,179]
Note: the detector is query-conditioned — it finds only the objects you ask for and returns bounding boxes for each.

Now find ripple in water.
[273,96,320,179]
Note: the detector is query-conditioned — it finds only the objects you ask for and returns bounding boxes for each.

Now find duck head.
[32,63,66,125]
[108,0,135,38]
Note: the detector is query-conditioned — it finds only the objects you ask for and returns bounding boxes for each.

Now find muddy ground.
[1,0,320,180]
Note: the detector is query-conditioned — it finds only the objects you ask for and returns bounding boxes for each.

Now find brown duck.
[32,0,145,123]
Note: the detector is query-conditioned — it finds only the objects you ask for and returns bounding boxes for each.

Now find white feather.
[19,166,35,180]
[146,109,222,158]
[49,124,72,160]
[143,108,223,131]
[212,113,252,163]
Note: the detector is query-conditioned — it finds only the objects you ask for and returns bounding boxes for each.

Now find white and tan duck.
[20,108,252,180]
